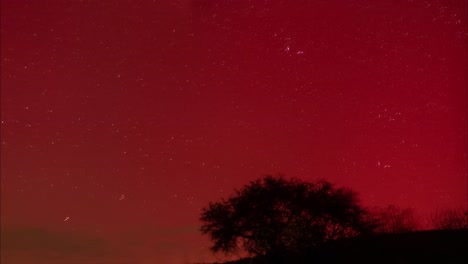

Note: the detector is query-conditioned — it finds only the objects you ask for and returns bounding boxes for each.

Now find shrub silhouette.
[199,175,375,260]
[431,208,468,230]
[370,205,420,233]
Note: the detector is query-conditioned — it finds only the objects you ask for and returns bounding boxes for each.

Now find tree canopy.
[200,176,375,259]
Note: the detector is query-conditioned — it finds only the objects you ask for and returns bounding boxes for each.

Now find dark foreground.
[219,229,468,264]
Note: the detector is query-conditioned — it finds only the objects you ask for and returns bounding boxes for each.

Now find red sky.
[1,0,467,263]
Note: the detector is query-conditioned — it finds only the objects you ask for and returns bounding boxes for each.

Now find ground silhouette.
[198,229,467,264]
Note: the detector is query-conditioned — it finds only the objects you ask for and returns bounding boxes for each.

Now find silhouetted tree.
[370,205,420,233]
[431,208,468,230]
[200,176,375,260]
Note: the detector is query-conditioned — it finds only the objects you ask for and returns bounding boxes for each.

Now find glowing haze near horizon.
[1,0,467,263]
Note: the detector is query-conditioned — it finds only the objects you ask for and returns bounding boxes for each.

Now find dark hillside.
[219,229,468,264]
[316,229,468,264]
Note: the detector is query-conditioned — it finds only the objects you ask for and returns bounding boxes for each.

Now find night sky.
[1,1,467,263]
